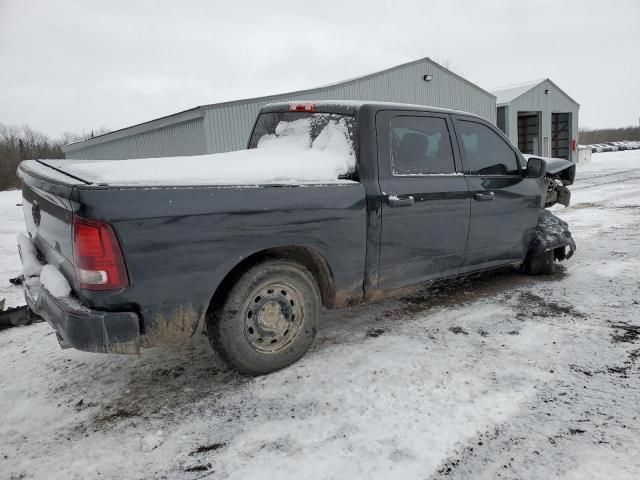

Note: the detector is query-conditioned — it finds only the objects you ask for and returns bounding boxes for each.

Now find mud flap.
[529,210,576,261]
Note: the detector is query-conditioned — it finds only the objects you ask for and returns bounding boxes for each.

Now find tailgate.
[17,160,87,291]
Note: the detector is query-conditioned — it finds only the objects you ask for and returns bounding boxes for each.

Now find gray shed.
[63,58,496,159]
[493,79,580,162]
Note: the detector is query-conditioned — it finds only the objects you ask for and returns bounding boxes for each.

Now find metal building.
[493,79,580,162]
[63,58,496,159]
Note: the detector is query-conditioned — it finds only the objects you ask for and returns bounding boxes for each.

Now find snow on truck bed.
[46,118,357,186]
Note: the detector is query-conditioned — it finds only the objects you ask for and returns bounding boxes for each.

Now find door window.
[457,121,520,175]
[390,116,456,175]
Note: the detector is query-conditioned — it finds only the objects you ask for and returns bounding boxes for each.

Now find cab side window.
[457,120,520,175]
[391,116,456,175]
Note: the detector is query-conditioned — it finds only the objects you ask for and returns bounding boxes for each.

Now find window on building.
[497,106,506,134]
[390,116,456,175]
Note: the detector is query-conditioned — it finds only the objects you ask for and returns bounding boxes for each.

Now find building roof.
[492,78,580,107]
[63,57,494,153]
[491,79,546,105]
[196,57,495,111]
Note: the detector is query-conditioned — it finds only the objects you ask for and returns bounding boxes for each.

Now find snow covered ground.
[1,151,639,480]
[0,190,24,309]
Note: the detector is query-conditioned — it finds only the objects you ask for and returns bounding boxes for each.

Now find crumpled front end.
[530,209,576,261]
[524,155,576,207]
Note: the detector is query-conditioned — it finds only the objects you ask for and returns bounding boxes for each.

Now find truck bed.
[17,159,367,352]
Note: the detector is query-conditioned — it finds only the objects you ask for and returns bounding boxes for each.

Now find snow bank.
[49,118,357,186]
[0,191,25,308]
[40,265,71,298]
[17,233,42,277]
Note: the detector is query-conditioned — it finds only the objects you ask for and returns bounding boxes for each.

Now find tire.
[207,259,320,375]
[523,249,555,275]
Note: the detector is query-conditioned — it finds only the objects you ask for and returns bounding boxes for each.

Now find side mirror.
[525,157,546,178]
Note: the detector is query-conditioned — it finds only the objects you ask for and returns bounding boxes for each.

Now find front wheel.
[207,259,320,375]
[522,249,555,275]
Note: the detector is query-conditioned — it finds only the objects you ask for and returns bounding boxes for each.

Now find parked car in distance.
[590,144,603,153]
[612,142,626,150]
[17,101,577,374]
[604,143,619,152]
[587,141,640,153]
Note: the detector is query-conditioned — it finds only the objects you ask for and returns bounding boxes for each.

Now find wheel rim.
[243,282,304,354]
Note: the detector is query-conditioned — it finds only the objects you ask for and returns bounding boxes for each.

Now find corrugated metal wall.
[502,80,579,162]
[65,118,206,160]
[64,58,496,159]
[203,59,496,153]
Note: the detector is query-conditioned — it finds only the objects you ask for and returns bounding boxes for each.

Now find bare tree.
[0,123,111,191]
[579,126,640,145]
[0,123,63,190]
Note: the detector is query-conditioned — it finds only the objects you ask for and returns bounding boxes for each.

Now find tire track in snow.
[576,167,640,182]
[572,172,640,191]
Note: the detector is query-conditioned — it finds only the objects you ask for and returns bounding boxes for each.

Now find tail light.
[289,102,316,112]
[73,216,129,290]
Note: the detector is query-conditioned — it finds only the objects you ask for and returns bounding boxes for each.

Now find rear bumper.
[24,281,141,354]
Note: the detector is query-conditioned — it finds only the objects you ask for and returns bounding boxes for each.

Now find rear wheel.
[207,259,320,375]
[523,249,555,275]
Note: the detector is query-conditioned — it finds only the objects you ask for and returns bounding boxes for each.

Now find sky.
[0,0,638,138]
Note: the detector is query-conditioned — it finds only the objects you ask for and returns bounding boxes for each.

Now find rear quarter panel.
[72,183,367,344]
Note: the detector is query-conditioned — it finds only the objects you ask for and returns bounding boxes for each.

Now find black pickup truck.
[17,101,576,374]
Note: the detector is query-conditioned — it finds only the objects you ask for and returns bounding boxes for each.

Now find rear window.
[248,112,358,179]
[390,116,456,175]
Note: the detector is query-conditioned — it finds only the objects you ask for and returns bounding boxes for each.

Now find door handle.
[388,195,414,207]
[473,192,495,201]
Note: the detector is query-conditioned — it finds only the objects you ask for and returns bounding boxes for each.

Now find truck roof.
[261,100,483,119]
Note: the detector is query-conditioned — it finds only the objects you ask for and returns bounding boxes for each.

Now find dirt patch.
[141,304,202,348]
[93,407,140,426]
[611,205,640,210]
[366,328,385,338]
[569,201,601,210]
[433,427,502,478]
[569,364,598,377]
[515,291,585,320]
[71,341,247,433]
[190,442,226,455]
[605,346,640,378]
[610,323,640,343]
[449,326,468,335]
[398,268,525,317]
[184,463,212,473]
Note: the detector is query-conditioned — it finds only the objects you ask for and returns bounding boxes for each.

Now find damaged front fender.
[529,210,576,261]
